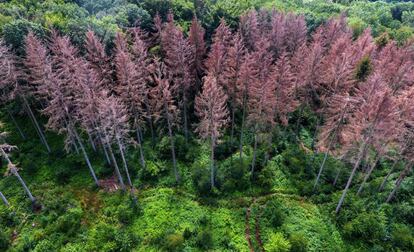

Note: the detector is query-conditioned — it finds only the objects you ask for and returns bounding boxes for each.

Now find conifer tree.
[195,73,229,189]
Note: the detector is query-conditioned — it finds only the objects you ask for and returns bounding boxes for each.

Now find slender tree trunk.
[12,169,36,203]
[313,102,348,190]
[230,107,235,146]
[8,111,26,140]
[336,142,369,214]
[96,129,111,165]
[166,115,179,183]
[136,128,146,169]
[386,164,412,203]
[87,130,97,152]
[333,167,342,186]
[239,100,247,162]
[72,127,99,187]
[357,155,380,195]
[116,136,133,187]
[22,97,51,153]
[183,96,189,145]
[0,149,36,203]
[210,136,215,190]
[251,128,258,178]
[0,191,9,207]
[106,141,126,191]
[378,159,398,192]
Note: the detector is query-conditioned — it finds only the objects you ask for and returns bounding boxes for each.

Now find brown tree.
[150,58,180,183]
[195,73,229,189]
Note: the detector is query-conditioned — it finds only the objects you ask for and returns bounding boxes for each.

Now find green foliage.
[0,229,9,251]
[289,232,308,252]
[265,232,291,252]
[391,223,414,250]
[343,211,388,244]
[2,19,45,52]
[355,55,373,82]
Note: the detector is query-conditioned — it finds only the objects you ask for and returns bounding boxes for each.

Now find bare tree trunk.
[12,169,36,203]
[8,110,26,140]
[336,142,368,214]
[251,128,258,178]
[0,149,36,203]
[166,116,179,183]
[333,167,342,186]
[230,107,235,146]
[210,136,215,190]
[23,97,51,153]
[116,136,133,187]
[239,100,247,162]
[378,159,398,192]
[386,164,412,203]
[87,130,97,152]
[0,191,9,207]
[357,155,380,195]
[72,127,99,187]
[183,96,189,145]
[136,128,146,169]
[314,103,348,190]
[106,141,126,191]
[96,129,111,164]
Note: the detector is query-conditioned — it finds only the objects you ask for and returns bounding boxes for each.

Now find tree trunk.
[210,136,215,190]
[87,130,97,152]
[96,129,111,165]
[167,116,179,183]
[230,107,235,146]
[116,136,133,187]
[0,148,36,203]
[136,128,146,170]
[13,169,36,203]
[378,159,398,192]
[0,191,9,207]
[336,142,368,214]
[183,96,189,145]
[251,129,258,178]
[106,141,126,191]
[22,97,51,153]
[72,127,100,187]
[386,164,412,203]
[333,167,342,186]
[239,100,247,162]
[314,102,349,190]
[8,110,26,140]
[357,155,380,195]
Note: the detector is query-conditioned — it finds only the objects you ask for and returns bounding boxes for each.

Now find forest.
[0,0,413,251]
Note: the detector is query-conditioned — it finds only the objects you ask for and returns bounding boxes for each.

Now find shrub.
[196,230,213,250]
[54,207,83,236]
[265,232,291,252]
[343,211,387,244]
[164,233,184,251]
[263,200,286,228]
[0,229,9,251]
[33,239,56,252]
[391,223,414,250]
[289,232,308,252]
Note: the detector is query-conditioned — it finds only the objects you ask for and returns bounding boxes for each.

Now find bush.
[391,223,414,250]
[164,233,184,251]
[343,211,387,244]
[0,229,9,251]
[196,230,213,250]
[263,200,286,228]
[33,239,56,252]
[265,232,291,252]
[289,232,308,252]
[54,207,83,236]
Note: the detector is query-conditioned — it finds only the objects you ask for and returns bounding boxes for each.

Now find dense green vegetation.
[0,0,414,251]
